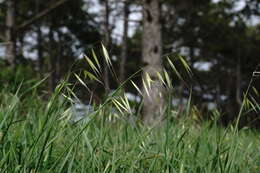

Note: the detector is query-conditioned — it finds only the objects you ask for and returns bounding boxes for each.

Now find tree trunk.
[56,30,63,81]
[48,26,57,92]
[119,1,130,83]
[103,0,110,93]
[5,0,16,66]
[236,57,242,105]
[36,0,44,75]
[36,26,43,74]
[142,0,164,125]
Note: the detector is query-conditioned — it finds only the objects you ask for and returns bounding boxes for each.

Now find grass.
[0,83,260,173]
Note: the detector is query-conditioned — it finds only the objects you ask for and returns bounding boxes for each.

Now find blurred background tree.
[0,0,259,126]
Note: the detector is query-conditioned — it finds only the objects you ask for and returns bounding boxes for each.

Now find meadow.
[0,80,259,173]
